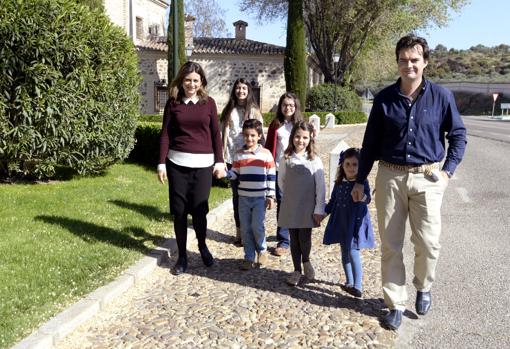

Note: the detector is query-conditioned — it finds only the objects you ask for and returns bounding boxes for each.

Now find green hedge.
[0,0,140,179]
[307,84,362,112]
[129,122,161,166]
[139,114,163,123]
[262,111,367,127]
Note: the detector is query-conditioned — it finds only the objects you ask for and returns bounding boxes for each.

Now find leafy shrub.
[307,84,362,112]
[129,122,161,166]
[139,114,163,123]
[262,111,366,127]
[0,0,140,179]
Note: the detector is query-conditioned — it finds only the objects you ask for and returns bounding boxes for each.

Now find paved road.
[462,115,510,143]
[397,116,510,348]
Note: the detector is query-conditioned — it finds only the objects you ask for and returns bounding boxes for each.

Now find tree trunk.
[284,0,307,108]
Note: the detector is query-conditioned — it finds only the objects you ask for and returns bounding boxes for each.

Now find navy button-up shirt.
[357,78,467,183]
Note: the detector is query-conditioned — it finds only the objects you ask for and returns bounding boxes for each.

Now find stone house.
[103,0,168,44]
[103,1,324,114]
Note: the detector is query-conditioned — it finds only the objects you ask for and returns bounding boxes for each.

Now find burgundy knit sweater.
[159,96,224,165]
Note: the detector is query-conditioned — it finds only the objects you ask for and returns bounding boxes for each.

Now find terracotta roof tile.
[136,37,284,55]
[136,39,167,52]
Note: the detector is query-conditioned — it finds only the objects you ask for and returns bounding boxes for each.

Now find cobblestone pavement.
[55,126,396,348]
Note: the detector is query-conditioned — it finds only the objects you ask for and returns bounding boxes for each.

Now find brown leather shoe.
[273,247,289,256]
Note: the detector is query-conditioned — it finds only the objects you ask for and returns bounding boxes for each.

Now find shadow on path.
[164,231,387,323]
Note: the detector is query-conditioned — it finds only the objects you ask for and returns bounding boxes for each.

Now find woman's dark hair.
[169,61,208,103]
[242,119,263,136]
[220,78,259,131]
[395,34,430,62]
[336,147,360,183]
[284,120,317,160]
[272,92,304,128]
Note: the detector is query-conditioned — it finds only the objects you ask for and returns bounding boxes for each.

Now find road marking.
[456,187,472,203]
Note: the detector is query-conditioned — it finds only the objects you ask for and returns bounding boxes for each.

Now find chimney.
[233,20,248,40]
[185,14,196,48]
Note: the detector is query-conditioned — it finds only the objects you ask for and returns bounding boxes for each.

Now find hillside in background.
[427,44,510,82]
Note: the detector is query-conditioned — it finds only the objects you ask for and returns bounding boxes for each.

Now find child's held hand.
[265,197,275,210]
[351,183,365,202]
[313,213,325,225]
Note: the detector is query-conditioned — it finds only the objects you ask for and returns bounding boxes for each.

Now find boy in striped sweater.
[228,119,276,270]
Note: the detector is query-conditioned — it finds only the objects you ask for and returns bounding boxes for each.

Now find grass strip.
[0,163,230,348]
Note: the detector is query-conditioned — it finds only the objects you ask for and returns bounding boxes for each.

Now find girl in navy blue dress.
[323,148,375,297]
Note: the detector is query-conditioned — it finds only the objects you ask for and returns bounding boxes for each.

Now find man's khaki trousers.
[375,165,447,311]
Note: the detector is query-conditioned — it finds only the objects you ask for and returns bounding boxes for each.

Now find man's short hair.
[242,119,263,136]
[395,35,430,62]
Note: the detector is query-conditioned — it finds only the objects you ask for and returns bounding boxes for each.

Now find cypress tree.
[284,0,307,108]
[167,0,186,84]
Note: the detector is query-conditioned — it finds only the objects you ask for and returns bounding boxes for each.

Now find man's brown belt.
[379,160,440,176]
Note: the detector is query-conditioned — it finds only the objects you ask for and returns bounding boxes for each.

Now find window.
[250,80,261,107]
[148,24,159,37]
[136,17,143,40]
[155,85,168,114]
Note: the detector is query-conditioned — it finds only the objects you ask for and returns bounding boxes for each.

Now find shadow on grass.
[109,199,172,222]
[164,235,387,323]
[35,215,163,254]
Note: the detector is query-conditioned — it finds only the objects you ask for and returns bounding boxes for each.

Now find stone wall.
[104,0,129,34]
[193,54,287,113]
[138,50,168,114]
[137,51,324,115]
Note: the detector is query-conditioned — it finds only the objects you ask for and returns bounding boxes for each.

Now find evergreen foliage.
[284,0,307,107]
[167,0,186,83]
[75,0,103,11]
[0,0,140,180]
[307,84,362,112]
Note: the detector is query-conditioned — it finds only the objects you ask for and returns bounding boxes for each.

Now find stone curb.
[12,200,232,349]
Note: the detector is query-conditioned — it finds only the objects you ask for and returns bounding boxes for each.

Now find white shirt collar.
[183,96,199,104]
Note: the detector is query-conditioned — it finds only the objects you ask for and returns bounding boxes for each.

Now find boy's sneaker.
[257,251,269,267]
[286,271,302,286]
[240,260,255,270]
[341,283,362,298]
[303,261,315,280]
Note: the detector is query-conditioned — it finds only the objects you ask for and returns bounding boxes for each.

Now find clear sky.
[220,0,510,50]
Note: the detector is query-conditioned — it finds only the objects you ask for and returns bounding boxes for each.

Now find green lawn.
[0,163,230,348]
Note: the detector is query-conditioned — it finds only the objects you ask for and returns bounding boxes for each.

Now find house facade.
[103,0,168,44]
[103,1,324,114]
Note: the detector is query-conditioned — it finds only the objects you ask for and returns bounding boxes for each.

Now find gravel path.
[54,125,395,348]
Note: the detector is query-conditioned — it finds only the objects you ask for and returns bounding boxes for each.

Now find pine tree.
[284,0,307,107]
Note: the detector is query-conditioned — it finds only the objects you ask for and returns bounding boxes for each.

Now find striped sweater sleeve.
[265,150,276,197]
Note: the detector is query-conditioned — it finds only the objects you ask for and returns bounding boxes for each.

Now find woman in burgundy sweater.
[157,62,226,275]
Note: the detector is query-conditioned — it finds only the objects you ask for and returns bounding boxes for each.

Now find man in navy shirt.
[352,35,466,330]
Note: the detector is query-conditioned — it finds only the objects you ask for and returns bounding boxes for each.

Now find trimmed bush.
[307,84,362,112]
[262,111,366,127]
[129,122,161,166]
[139,114,164,123]
[0,0,141,179]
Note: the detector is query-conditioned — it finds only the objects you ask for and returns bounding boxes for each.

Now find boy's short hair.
[242,119,263,136]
